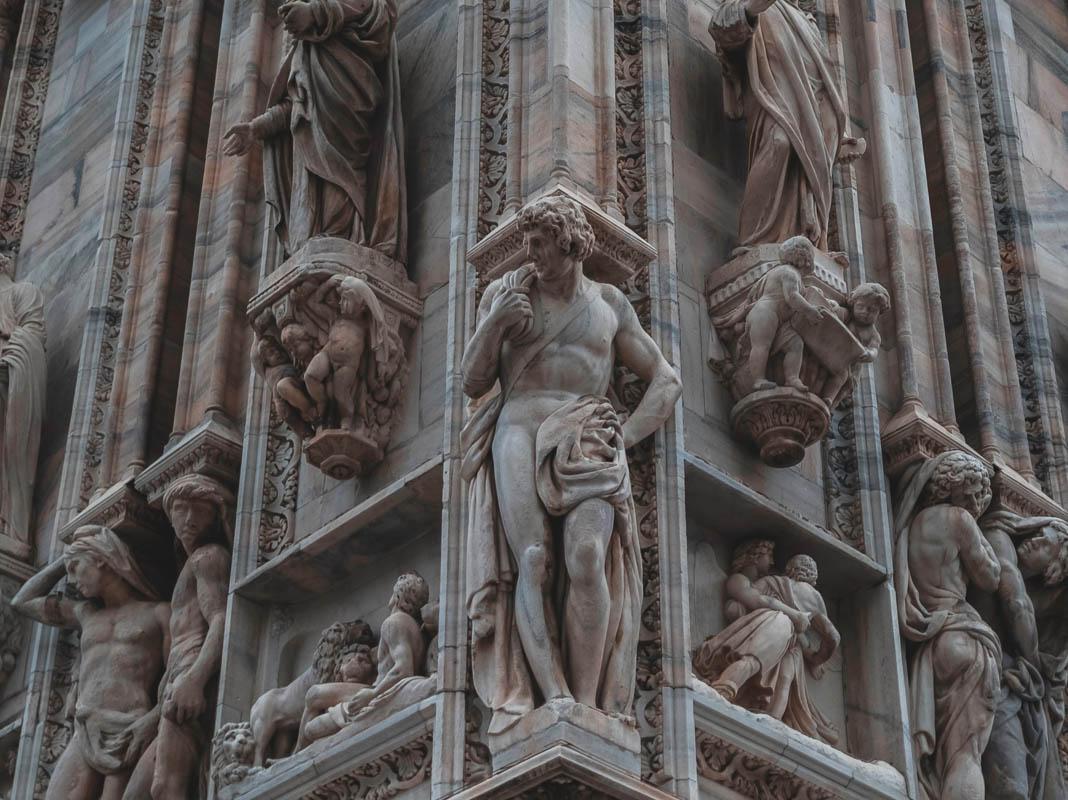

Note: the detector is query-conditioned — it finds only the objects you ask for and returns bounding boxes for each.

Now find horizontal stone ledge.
[219,697,436,800]
[693,690,907,800]
[234,456,443,603]
[683,453,886,599]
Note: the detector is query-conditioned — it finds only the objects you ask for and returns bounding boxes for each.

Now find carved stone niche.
[247,237,422,481]
[706,241,889,468]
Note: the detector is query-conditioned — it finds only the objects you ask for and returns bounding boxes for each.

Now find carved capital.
[134,417,243,505]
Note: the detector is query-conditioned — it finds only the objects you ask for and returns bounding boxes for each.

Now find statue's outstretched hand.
[223,123,255,157]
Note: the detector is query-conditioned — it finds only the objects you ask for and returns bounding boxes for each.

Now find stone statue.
[210,722,258,790]
[301,572,432,746]
[293,644,376,749]
[0,252,46,548]
[303,274,401,433]
[708,0,865,251]
[250,310,317,438]
[712,236,829,393]
[461,195,682,734]
[693,540,840,744]
[978,511,1068,800]
[11,526,169,800]
[223,0,406,261]
[893,450,1002,800]
[250,619,375,766]
[819,282,890,406]
[125,475,233,799]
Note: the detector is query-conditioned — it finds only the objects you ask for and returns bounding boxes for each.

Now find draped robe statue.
[708,0,863,250]
[226,0,406,261]
[0,254,46,548]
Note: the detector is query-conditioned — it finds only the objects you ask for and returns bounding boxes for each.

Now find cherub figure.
[294,644,376,751]
[303,275,392,432]
[250,310,316,437]
[820,282,890,406]
[713,236,828,392]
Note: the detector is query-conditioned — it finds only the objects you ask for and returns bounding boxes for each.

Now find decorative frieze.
[696,730,840,800]
[477,0,510,240]
[302,733,432,800]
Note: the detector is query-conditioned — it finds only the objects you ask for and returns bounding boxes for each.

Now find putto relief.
[211,573,439,795]
[708,237,890,467]
[230,0,419,481]
[703,0,885,468]
[693,539,841,745]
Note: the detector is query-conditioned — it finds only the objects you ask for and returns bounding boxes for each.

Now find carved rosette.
[247,237,422,481]
[706,244,878,468]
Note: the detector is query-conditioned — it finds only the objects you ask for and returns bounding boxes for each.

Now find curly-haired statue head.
[390,571,431,618]
[163,474,235,556]
[920,451,992,520]
[731,539,776,576]
[312,619,375,683]
[518,195,596,267]
[779,235,816,273]
[785,554,819,586]
[1014,517,1068,587]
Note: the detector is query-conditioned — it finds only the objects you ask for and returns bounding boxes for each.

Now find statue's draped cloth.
[263,0,406,260]
[709,0,847,249]
[893,452,1002,800]
[692,576,836,742]
[461,272,642,734]
[0,280,45,544]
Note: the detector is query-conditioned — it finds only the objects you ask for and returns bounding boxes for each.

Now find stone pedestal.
[246,237,422,480]
[487,699,641,775]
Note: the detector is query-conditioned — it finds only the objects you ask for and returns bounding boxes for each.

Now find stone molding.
[55,480,166,545]
[217,698,435,800]
[477,0,509,240]
[466,185,656,286]
[449,744,679,800]
[133,416,243,505]
[692,691,906,800]
[705,244,848,312]
[881,404,1066,519]
[0,0,63,253]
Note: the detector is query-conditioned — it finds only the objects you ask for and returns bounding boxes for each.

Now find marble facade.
[0,0,1064,799]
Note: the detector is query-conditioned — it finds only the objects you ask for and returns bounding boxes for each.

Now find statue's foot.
[821,396,835,408]
[730,245,752,259]
[786,379,809,392]
[753,379,776,391]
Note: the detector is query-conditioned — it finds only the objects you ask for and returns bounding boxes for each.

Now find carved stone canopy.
[467,185,656,285]
[247,237,423,480]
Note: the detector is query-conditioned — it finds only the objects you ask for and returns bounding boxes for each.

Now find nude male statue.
[12,526,169,800]
[125,474,233,799]
[461,194,681,734]
[894,450,1002,800]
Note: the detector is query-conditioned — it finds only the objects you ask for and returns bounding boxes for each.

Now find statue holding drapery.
[708,0,865,251]
[224,0,407,263]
